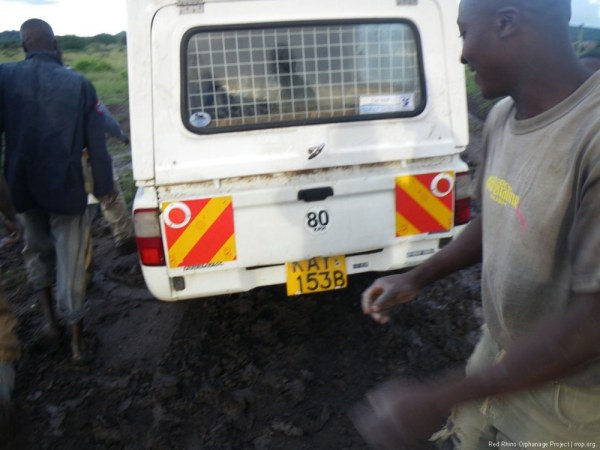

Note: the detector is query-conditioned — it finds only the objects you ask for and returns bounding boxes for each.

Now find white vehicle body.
[126,0,471,301]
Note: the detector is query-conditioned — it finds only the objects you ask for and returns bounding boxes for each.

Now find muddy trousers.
[82,154,132,279]
[435,326,600,449]
[0,291,19,365]
[83,185,131,282]
[89,186,131,244]
[82,154,132,246]
[0,290,19,400]
[20,210,89,324]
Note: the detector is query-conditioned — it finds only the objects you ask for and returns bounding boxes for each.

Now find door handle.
[297,187,334,202]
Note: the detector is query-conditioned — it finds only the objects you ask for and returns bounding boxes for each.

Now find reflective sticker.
[163,202,192,229]
[431,173,454,198]
[395,172,455,237]
[161,196,236,268]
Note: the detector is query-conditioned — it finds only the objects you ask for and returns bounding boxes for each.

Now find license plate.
[285,256,347,296]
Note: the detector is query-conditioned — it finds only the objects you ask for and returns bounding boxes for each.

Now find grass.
[118,170,136,209]
[0,44,128,107]
[0,47,21,64]
[63,44,129,106]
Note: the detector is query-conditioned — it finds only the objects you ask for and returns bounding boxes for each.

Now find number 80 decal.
[305,206,330,234]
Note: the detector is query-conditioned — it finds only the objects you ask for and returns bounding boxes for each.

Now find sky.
[0,0,599,36]
[0,0,127,36]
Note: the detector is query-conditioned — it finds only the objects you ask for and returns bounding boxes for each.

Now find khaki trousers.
[438,326,600,449]
[0,290,19,364]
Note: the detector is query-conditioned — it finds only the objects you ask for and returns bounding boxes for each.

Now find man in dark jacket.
[0,19,114,361]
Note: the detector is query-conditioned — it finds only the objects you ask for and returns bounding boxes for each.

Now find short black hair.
[20,18,55,52]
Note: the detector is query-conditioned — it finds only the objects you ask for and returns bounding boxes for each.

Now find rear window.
[183,21,425,132]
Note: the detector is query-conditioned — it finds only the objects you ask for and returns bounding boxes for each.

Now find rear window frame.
[180,19,427,134]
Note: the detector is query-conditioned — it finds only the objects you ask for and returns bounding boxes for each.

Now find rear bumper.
[140,226,467,301]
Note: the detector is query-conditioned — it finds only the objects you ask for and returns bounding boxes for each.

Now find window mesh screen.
[185,22,423,130]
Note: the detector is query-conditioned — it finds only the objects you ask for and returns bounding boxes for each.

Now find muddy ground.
[1,117,484,450]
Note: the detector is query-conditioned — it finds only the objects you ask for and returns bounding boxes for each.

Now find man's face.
[458,0,510,99]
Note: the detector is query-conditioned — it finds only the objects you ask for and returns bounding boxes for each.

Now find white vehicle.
[126,0,471,301]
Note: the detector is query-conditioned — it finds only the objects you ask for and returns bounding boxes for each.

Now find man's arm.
[97,101,129,145]
[362,215,482,323]
[354,292,600,447]
[409,214,482,287]
[450,291,600,397]
[83,82,114,201]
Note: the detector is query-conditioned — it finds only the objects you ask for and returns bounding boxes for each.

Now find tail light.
[454,171,472,226]
[133,208,166,266]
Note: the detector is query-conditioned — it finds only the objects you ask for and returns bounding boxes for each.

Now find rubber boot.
[34,287,61,346]
[0,397,19,450]
[70,321,85,362]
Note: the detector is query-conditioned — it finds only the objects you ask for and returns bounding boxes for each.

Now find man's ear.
[496,6,519,39]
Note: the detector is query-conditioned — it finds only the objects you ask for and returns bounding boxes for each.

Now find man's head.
[458,0,573,99]
[20,19,56,53]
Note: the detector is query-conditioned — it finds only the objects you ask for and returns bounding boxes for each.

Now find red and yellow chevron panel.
[161,197,237,268]
[395,172,455,237]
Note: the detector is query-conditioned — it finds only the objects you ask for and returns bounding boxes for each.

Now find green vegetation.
[63,44,129,105]
[0,33,128,106]
[119,170,136,209]
[0,47,21,64]
[0,30,126,49]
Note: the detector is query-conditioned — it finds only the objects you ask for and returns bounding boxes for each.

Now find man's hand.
[361,273,420,324]
[350,378,454,449]
[361,217,483,325]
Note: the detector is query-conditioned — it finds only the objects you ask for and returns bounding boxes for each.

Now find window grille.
[184,21,423,131]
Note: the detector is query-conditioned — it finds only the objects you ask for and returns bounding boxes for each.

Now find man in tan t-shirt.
[353,0,600,448]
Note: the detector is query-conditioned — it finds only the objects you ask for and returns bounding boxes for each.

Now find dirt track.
[1,119,484,450]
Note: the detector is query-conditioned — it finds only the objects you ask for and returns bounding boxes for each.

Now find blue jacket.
[0,51,113,215]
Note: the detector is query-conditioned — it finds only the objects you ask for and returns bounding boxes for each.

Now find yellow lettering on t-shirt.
[485,176,520,208]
